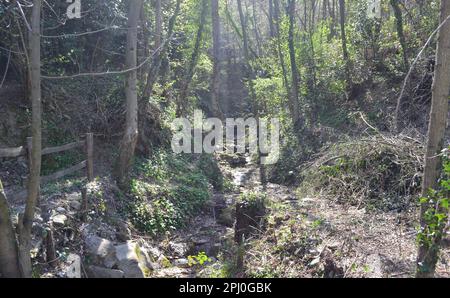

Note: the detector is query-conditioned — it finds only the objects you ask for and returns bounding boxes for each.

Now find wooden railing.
[0,133,94,201]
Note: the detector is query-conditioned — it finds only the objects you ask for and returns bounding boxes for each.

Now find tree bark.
[0,180,21,278]
[142,0,163,101]
[273,0,290,96]
[390,0,409,70]
[338,0,352,95]
[115,0,143,186]
[176,0,208,117]
[17,0,42,278]
[210,0,224,119]
[268,0,275,38]
[287,0,301,128]
[416,0,450,278]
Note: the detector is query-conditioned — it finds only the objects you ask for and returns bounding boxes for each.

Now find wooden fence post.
[86,133,94,182]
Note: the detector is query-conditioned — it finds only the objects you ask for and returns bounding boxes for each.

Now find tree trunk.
[142,0,163,101]
[0,180,21,278]
[390,0,409,70]
[273,0,290,96]
[416,0,450,278]
[287,0,301,128]
[338,0,352,95]
[268,0,275,38]
[17,0,42,278]
[210,0,224,119]
[176,0,208,117]
[115,0,143,186]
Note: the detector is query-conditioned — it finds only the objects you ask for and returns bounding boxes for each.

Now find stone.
[86,266,125,278]
[84,235,117,268]
[67,192,82,201]
[70,201,82,211]
[56,207,66,213]
[66,254,81,278]
[115,241,152,278]
[147,246,162,261]
[51,214,68,226]
[174,258,190,268]
[169,242,188,257]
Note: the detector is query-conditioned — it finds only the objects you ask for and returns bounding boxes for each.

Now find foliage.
[127,150,220,236]
[417,148,450,259]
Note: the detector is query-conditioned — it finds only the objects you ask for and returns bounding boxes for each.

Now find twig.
[394,14,450,132]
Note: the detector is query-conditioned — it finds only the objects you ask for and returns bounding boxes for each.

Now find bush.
[127,150,214,236]
[297,136,424,211]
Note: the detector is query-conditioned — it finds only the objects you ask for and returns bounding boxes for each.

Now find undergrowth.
[297,136,424,211]
[126,150,223,236]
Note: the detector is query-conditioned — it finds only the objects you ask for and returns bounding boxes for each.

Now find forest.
[0,0,449,280]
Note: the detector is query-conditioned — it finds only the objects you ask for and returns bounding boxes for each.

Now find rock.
[70,201,82,211]
[56,207,66,214]
[169,242,188,257]
[192,238,209,245]
[309,257,321,267]
[66,254,81,278]
[115,241,152,278]
[84,235,117,268]
[147,246,162,261]
[157,254,172,268]
[67,192,82,202]
[51,214,68,227]
[115,221,131,242]
[86,266,125,278]
[174,258,190,268]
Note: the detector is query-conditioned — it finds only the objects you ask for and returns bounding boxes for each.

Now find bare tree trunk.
[115,0,143,186]
[268,0,275,38]
[390,0,409,70]
[210,0,224,119]
[176,0,208,117]
[338,0,352,96]
[142,0,162,101]
[273,0,290,95]
[0,180,21,278]
[17,0,42,278]
[416,0,450,278]
[287,0,301,128]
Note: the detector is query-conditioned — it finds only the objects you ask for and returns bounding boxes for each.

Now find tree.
[176,0,209,117]
[0,180,21,277]
[210,0,224,119]
[339,0,352,95]
[115,0,143,186]
[416,0,450,278]
[142,0,163,101]
[287,0,301,128]
[390,0,409,70]
[17,0,43,277]
[0,0,42,278]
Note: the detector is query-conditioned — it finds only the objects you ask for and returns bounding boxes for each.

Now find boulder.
[70,201,82,211]
[115,241,152,278]
[168,242,187,257]
[51,214,68,227]
[86,266,125,278]
[174,258,190,268]
[65,254,82,278]
[84,235,117,268]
